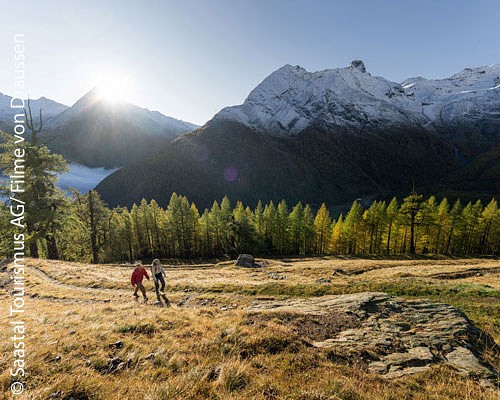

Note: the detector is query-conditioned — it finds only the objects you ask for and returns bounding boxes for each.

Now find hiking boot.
[144,297,148,303]
[133,294,139,301]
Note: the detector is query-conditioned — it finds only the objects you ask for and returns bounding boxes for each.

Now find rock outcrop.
[349,60,367,73]
[247,292,499,387]
[236,254,257,268]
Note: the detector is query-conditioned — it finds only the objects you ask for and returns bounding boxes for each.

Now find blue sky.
[1,0,499,125]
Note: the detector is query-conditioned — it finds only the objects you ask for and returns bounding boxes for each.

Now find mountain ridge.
[0,92,68,123]
[215,60,500,136]
[97,60,499,209]
[0,89,199,168]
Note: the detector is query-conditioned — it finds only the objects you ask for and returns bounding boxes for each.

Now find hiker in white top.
[151,258,166,301]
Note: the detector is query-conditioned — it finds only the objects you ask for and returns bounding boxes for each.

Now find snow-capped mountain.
[215,61,500,136]
[97,60,499,209]
[402,65,500,131]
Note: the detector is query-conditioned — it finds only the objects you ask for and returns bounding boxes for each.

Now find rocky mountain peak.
[214,61,500,137]
[349,59,366,73]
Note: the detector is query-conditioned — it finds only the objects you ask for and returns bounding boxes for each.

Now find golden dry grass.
[0,257,499,399]
[25,257,500,292]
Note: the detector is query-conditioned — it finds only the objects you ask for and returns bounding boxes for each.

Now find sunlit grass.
[0,257,498,399]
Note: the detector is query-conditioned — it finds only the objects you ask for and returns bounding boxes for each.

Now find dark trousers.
[133,282,147,299]
[154,273,165,300]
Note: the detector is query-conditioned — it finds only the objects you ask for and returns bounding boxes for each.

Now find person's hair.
[134,260,142,266]
[152,258,160,266]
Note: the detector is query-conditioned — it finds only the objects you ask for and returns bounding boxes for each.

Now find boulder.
[246,292,499,386]
[235,254,257,268]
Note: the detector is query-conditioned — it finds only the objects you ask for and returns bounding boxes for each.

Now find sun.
[93,71,134,103]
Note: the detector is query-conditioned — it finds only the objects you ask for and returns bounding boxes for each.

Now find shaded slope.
[43,89,198,168]
[96,119,460,209]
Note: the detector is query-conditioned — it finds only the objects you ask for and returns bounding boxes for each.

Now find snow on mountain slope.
[215,61,500,136]
[97,61,499,209]
[402,64,500,126]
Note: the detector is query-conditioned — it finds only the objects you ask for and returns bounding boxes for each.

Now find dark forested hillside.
[96,117,497,210]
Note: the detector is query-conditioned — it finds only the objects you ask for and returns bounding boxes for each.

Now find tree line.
[1,188,499,263]
[0,104,498,263]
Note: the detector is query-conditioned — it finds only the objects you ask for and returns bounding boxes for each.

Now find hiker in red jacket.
[131,262,149,302]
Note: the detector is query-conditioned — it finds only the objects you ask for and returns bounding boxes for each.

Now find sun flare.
[93,72,134,103]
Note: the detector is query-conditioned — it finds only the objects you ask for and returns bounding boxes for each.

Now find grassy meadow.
[0,256,499,399]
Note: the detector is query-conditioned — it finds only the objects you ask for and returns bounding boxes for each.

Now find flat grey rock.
[446,346,497,379]
[246,292,499,386]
